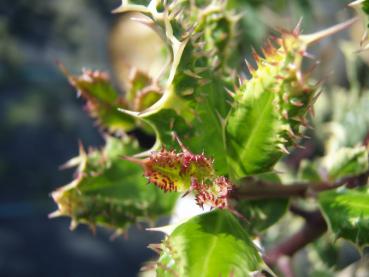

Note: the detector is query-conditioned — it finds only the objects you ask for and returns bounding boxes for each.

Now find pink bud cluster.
[191,176,233,209]
[128,138,233,210]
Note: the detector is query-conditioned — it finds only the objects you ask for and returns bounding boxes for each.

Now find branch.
[259,172,368,274]
[231,172,369,200]
[289,203,313,219]
[232,179,308,199]
[254,137,369,274]
[263,209,327,268]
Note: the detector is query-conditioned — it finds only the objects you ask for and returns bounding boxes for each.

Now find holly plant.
[51,0,369,276]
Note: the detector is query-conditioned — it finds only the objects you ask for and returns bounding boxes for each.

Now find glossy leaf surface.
[156,209,265,277]
[225,32,317,178]
[319,187,369,248]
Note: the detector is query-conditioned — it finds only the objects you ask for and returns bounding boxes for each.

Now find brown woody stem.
[263,209,327,268]
[234,173,369,275]
[232,173,368,200]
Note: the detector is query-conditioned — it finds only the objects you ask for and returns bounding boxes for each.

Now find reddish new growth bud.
[145,148,182,192]
[143,147,214,192]
[192,176,233,209]
[125,144,214,193]
[125,135,233,210]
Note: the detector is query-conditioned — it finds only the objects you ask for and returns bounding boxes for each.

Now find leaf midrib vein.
[199,215,224,277]
[237,92,275,165]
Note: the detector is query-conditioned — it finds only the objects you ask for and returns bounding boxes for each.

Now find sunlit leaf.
[319,187,369,248]
[324,146,369,181]
[155,209,266,277]
[225,31,319,178]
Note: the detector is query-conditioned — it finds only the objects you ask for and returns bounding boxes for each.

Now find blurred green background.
[0,0,365,276]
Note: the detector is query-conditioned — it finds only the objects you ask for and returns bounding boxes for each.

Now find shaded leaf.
[308,235,341,271]
[364,0,369,15]
[236,173,289,234]
[138,75,232,174]
[297,159,322,183]
[116,0,239,175]
[237,198,289,235]
[51,136,178,231]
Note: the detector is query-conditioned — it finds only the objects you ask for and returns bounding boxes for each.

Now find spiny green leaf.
[115,0,239,175]
[63,67,136,133]
[136,77,232,175]
[50,136,178,231]
[152,75,232,174]
[155,209,266,277]
[319,186,369,248]
[225,31,318,178]
[323,146,369,181]
[225,18,357,178]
